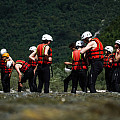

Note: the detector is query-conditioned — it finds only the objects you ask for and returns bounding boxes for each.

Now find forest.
[0,0,120,63]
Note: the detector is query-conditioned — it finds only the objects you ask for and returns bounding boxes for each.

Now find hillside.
[100,16,120,47]
[0,0,120,63]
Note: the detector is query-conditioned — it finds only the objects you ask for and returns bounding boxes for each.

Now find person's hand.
[19,82,23,87]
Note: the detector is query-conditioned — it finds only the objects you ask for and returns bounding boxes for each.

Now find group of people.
[64,31,120,93]
[0,31,120,93]
[0,34,53,93]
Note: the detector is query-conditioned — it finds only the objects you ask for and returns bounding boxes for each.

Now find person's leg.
[79,70,87,93]
[37,65,43,93]
[64,73,72,92]
[71,70,78,94]
[105,68,110,91]
[43,64,50,93]
[88,60,103,93]
[1,73,10,92]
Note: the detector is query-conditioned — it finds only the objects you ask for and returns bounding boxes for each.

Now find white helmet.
[0,48,7,55]
[42,34,53,41]
[7,61,13,68]
[81,31,92,40]
[115,40,120,45]
[64,67,72,73]
[76,40,85,47]
[29,46,37,52]
[104,46,113,53]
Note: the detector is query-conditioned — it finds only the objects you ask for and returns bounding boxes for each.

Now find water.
[0,91,120,120]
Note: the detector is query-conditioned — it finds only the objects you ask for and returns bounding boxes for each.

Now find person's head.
[81,31,92,43]
[29,46,37,53]
[76,40,85,49]
[42,34,53,45]
[0,48,7,56]
[115,40,120,49]
[69,43,76,51]
[2,53,9,61]
[104,46,113,55]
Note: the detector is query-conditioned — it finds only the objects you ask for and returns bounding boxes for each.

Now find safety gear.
[87,38,104,60]
[103,54,113,68]
[115,40,120,45]
[37,44,52,64]
[29,46,37,52]
[76,40,85,47]
[0,49,7,55]
[2,53,9,58]
[7,61,13,68]
[42,34,53,41]
[81,31,92,40]
[0,59,11,73]
[16,60,31,73]
[64,67,72,73]
[104,46,113,53]
[72,50,87,70]
[112,52,120,67]
[29,58,37,67]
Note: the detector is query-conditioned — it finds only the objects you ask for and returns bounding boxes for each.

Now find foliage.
[0,0,120,63]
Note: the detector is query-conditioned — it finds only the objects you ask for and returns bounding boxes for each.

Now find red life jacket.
[112,52,120,67]
[103,54,113,68]
[16,60,31,73]
[0,59,11,73]
[37,44,52,64]
[29,57,37,67]
[0,59,5,68]
[87,38,104,60]
[72,50,87,70]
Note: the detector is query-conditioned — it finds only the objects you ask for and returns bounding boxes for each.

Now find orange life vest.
[87,38,104,60]
[37,44,52,64]
[0,59,11,73]
[72,50,87,70]
[103,54,113,68]
[16,60,31,73]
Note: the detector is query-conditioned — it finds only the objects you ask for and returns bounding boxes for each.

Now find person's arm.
[29,51,37,61]
[44,46,49,56]
[15,64,23,87]
[8,56,15,66]
[34,64,38,75]
[64,62,72,65]
[44,46,51,61]
[80,41,95,54]
[9,66,13,77]
[114,49,120,62]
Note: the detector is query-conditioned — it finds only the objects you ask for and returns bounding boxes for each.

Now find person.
[103,46,113,92]
[80,31,104,93]
[64,42,88,93]
[0,53,13,92]
[111,40,120,92]
[64,64,72,92]
[0,48,14,65]
[28,46,37,92]
[14,60,35,92]
[29,34,53,93]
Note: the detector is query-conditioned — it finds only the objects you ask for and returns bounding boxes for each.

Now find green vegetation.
[0,0,120,91]
[0,0,120,63]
